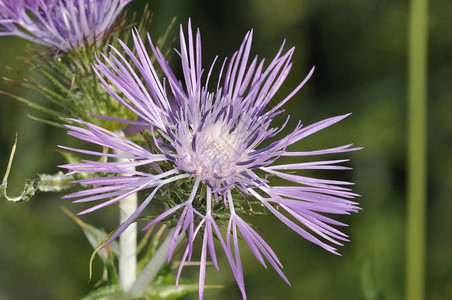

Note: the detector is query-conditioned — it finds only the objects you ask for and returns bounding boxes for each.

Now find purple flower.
[60,21,361,299]
[0,0,131,51]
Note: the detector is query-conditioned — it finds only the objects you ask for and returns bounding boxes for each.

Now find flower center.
[196,129,240,179]
[176,121,242,183]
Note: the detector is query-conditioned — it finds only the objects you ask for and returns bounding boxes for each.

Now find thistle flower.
[0,0,132,51]
[60,21,361,299]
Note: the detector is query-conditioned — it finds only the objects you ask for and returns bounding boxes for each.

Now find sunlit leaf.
[79,285,125,300]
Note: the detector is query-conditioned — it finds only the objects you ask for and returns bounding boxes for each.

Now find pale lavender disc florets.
[60,21,361,299]
[0,0,132,51]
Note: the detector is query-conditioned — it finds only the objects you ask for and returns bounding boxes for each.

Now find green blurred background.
[0,0,451,299]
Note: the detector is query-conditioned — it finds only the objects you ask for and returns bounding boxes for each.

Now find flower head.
[0,0,131,51]
[60,21,361,299]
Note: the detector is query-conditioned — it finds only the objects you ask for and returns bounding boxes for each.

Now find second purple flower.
[0,0,132,51]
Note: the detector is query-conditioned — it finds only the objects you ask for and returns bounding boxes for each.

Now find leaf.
[38,171,74,192]
[88,224,122,283]
[360,258,385,300]
[27,114,66,129]
[0,89,65,121]
[137,224,156,256]
[21,77,75,111]
[1,135,76,202]
[1,134,38,202]
[58,149,83,164]
[146,283,199,300]
[79,285,125,300]
[137,225,167,271]
[57,149,91,182]
[62,207,120,261]
[128,230,185,298]
[144,274,222,300]
[62,207,121,284]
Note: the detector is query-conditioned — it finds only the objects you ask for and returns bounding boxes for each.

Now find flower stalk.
[115,147,138,291]
[406,0,429,299]
[119,194,138,291]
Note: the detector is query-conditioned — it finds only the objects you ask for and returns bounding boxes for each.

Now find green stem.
[406,0,428,299]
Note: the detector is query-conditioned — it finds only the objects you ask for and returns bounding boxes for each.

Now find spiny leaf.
[79,285,125,300]
[144,273,222,300]
[88,225,122,283]
[0,90,65,120]
[137,224,157,256]
[1,135,75,202]
[33,63,73,95]
[62,207,120,260]
[38,171,74,192]
[63,207,120,286]
[27,114,66,128]
[58,149,83,164]
[21,78,74,111]
[1,134,38,202]
[138,225,167,271]
[146,283,199,300]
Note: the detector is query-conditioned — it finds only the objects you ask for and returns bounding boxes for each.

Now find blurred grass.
[0,0,451,299]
